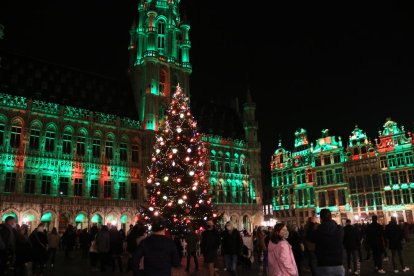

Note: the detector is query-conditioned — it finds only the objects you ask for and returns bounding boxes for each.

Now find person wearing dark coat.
[79,228,91,258]
[221,221,243,276]
[185,227,199,272]
[29,223,48,276]
[309,209,344,276]
[287,225,304,276]
[132,217,179,276]
[343,219,359,274]
[61,224,76,258]
[385,217,410,273]
[366,215,385,273]
[14,225,32,276]
[109,226,124,272]
[96,225,111,272]
[200,220,221,276]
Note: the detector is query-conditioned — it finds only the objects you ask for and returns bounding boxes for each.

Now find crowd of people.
[1,211,413,276]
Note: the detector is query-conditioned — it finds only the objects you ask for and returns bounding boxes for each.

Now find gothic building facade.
[271,120,414,226]
[0,0,263,232]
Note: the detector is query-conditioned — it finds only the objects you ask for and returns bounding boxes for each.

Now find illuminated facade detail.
[129,0,191,132]
[271,120,414,226]
[0,1,263,231]
[0,93,143,231]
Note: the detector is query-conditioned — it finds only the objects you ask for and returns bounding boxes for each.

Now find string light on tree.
[141,84,219,233]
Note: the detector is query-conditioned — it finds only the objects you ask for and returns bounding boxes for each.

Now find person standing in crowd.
[200,220,221,276]
[267,223,298,276]
[221,221,243,276]
[287,225,304,276]
[366,215,386,274]
[89,225,99,271]
[96,225,111,272]
[79,228,91,258]
[132,217,179,276]
[61,224,76,259]
[385,217,410,273]
[173,233,184,264]
[0,216,17,275]
[185,226,199,272]
[47,227,60,268]
[256,226,265,263]
[109,225,124,272]
[29,223,48,276]
[343,219,360,275]
[303,216,318,276]
[14,224,32,276]
[403,222,411,244]
[309,209,344,276]
[126,222,147,273]
[240,230,254,269]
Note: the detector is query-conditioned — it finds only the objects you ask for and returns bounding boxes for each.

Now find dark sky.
[2,1,414,185]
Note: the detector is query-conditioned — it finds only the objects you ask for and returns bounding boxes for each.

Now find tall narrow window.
[405,152,414,165]
[326,170,334,184]
[338,189,346,205]
[62,134,72,154]
[157,20,165,54]
[4,172,16,192]
[328,190,336,206]
[90,180,98,198]
[316,171,324,186]
[0,124,4,145]
[59,177,69,196]
[380,156,387,168]
[104,181,112,198]
[393,190,402,205]
[41,176,51,195]
[10,126,21,148]
[74,178,83,196]
[45,131,55,152]
[335,168,344,183]
[105,141,113,160]
[24,174,36,194]
[319,192,326,207]
[29,129,40,150]
[119,182,126,199]
[92,139,101,158]
[120,143,127,161]
[159,70,166,96]
[131,182,138,200]
[76,136,85,156]
[132,145,139,162]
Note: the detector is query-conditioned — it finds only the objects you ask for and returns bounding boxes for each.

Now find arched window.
[76,129,87,156]
[29,122,41,150]
[159,70,167,97]
[45,125,56,152]
[157,20,165,54]
[105,134,114,160]
[218,180,224,203]
[226,181,232,203]
[62,127,73,155]
[10,120,22,148]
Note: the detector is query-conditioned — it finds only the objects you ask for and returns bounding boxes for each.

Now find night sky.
[1,1,414,186]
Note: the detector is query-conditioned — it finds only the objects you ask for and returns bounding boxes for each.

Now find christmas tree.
[142,85,218,233]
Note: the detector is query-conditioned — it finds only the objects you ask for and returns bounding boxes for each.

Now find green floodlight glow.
[75,213,87,223]
[2,212,17,222]
[392,184,400,190]
[121,214,128,223]
[91,214,103,223]
[106,214,115,222]
[41,212,53,222]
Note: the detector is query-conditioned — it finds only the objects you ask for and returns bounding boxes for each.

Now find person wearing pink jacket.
[267,223,298,276]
